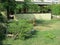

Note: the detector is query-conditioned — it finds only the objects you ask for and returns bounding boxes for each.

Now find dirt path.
[34,20,60,31]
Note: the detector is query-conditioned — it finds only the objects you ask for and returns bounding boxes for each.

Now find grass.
[34,19,60,31]
[3,19,60,45]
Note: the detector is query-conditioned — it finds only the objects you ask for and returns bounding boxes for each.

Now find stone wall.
[52,15,60,19]
[33,13,51,20]
[15,13,51,20]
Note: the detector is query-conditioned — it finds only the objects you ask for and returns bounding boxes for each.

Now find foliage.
[4,20,60,45]
[15,0,41,13]
[0,13,7,23]
[45,32,56,40]
[28,4,40,12]
[0,3,5,11]
[0,0,16,19]
[16,3,23,10]
[15,3,24,13]
[7,19,34,40]
[0,23,6,40]
[15,0,31,13]
[1,0,16,9]
[51,4,60,15]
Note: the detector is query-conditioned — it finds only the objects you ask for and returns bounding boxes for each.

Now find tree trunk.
[6,6,10,20]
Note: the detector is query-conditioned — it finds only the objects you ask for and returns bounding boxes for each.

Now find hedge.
[51,4,60,15]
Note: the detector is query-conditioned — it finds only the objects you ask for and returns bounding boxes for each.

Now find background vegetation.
[51,4,60,15]
[0,0,60,45]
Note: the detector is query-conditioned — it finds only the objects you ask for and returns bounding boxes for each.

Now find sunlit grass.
[3,19,60,45]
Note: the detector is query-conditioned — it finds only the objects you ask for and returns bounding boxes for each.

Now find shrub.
[51,4,60,15]
[7,19,34,40]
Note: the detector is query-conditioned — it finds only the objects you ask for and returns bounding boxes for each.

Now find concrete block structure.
[15,0,60,4]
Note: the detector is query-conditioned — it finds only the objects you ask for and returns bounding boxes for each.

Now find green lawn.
[3,19,60,45]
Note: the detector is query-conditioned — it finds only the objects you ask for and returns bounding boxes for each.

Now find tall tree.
[0,0,16,20]
[23,0,31,13]
[15,0,41,13]
[23,0,40,13]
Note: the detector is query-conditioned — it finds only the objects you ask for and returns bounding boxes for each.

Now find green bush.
[51,4,60,15]
[7,19,34,40]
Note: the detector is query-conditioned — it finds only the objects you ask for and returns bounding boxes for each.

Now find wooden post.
[33,17,36,26]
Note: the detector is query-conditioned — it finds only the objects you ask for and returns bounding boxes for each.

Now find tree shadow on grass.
[35,20,57,27]
[0,31,6,45]
[0,23,6,45]
[24,30,38,40]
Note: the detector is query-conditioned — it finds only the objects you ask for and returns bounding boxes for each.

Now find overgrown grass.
[3,30,60,45]
[3,19,60,45]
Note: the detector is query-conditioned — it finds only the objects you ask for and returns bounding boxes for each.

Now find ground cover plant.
[7,19,36,40]
[3,19,60,45]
